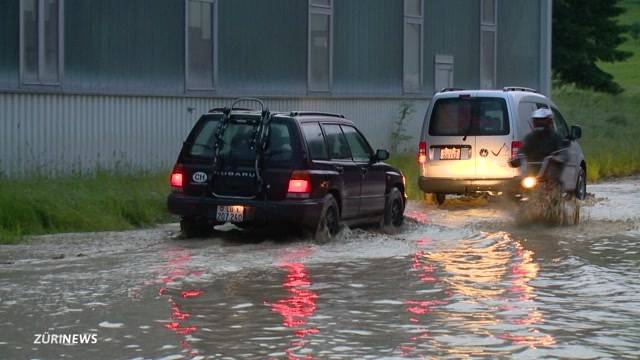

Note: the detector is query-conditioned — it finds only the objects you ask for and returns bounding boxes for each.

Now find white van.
[417,87,587,205]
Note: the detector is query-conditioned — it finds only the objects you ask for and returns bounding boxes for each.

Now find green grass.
[553,87,640,182]
[598,0,640,95]
[387,154,422,201]
[0,171,173,243]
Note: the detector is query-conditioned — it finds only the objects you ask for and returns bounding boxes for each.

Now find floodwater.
[1,178,639,359]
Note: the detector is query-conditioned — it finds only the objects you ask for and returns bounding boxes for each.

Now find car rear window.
[428,97,509,136]
[187,115,296,167]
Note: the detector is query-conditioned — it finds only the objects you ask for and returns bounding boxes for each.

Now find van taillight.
[511,141,523,159]
[170,164,184,189]
[418,141,428,164]
[287,171,311,198]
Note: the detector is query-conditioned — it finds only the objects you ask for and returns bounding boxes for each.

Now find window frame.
[480,0,497,90]
[19,0,64,87]
[301,121,330,161]
[185,0,218,92]
[321,122,353,161]
[307,0,333,93]
[340,125,374,162]
[403,0,424,93]
[551,107,570,139]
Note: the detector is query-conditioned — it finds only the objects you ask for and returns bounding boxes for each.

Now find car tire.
[382,187,405,233]
[180,217,213,239]
[435,193,446,206]
[575,167,587,200]
[313,194,340,242]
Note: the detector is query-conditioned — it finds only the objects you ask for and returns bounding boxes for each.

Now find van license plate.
[216,205,244,223]
[440,147,461,160]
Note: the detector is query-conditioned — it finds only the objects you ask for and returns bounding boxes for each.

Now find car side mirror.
[374,149,390,162]
[570,125,582,140]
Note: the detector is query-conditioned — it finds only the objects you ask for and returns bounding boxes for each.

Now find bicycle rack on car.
[211,98,273,196]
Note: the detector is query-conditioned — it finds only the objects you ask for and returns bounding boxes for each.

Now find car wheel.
[180,217,212,239]
[382,187,405,232]
[435,193,446,206]
[314,194,340,242]
[575,167,587,200]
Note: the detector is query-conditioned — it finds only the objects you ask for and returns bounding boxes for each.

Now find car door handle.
[335,166,344,174]
[360,167,368,174]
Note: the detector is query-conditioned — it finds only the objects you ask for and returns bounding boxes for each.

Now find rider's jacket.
[520,128,564,162]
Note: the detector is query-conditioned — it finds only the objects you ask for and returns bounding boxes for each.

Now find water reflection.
[400,236,449,357]
[265,247,319,359]
[399,232,555,357]
[156,247,204,358]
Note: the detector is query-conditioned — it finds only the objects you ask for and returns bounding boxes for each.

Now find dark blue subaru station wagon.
[168,99,406,240]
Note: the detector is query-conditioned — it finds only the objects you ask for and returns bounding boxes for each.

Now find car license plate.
[440,147,461,160]
[216,205,244,223]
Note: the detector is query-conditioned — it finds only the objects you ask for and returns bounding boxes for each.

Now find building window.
[308,0,332,92]
[186,0,216,90]
[480,0,497,89]
[404,0,423,93]
[20,0,63,85]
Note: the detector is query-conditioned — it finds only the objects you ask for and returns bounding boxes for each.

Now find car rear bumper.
[167,192,325,228]
[418,176,520,194]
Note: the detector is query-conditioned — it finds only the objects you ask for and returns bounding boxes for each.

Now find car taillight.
[511,141,523,159]
[170,164,184,189]
[287,171,311,198]
[418,141,428,164]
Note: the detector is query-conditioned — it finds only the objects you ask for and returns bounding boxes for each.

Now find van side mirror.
[374,149,390,162]
[570,125,582,140]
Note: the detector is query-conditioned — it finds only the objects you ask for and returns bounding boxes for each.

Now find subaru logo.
[192,172,208,183]
[479,149,489,157]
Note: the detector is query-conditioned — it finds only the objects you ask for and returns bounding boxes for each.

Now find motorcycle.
[509,149,580,226]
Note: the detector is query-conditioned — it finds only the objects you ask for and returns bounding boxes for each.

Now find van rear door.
[471,97,513,179]
[425,96,477,179]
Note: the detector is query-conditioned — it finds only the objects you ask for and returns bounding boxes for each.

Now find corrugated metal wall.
[0,93,427,177]
[218,0,308,94]
[65,0,185,94]
[424,0,481,94]
[333,0,403,95]
[497,0,541,90]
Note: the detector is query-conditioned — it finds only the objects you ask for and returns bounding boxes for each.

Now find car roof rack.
[289,111,344,118]
[208,107,252,113]
[503,86,538,93]
[439,88,466,93]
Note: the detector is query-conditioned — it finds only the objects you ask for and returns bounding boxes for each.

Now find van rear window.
[428,97,509,136]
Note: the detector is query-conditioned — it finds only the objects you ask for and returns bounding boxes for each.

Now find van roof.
[434,88,549,102]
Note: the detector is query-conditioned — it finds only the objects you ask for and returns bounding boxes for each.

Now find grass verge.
[0,171,173,244]
[553,87,640,182]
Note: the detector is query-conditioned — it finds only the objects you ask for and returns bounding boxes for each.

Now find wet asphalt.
[1,178,639,359]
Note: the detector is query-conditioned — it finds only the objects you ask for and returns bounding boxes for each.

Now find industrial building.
[0,0,552,176]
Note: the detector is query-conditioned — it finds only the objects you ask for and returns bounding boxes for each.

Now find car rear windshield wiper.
[462,120,474,141]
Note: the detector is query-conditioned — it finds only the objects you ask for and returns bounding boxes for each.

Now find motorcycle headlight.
[521,177,537,189]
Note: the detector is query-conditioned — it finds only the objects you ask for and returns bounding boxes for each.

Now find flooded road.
[1,178,639,359]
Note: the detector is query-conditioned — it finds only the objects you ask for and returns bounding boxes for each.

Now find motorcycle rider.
[520,108,567,184]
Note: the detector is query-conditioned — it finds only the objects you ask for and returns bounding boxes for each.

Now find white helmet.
[531,108,553,119]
